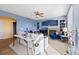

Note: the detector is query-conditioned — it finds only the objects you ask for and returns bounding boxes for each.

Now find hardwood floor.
[0,38,16,55]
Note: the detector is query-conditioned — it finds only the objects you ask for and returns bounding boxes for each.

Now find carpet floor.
[48,38,68,55]
[9,40,60,55]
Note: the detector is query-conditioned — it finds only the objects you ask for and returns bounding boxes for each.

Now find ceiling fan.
[33,10,44,18]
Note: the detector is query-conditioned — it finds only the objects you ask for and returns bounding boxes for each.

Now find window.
[42,20,58,26]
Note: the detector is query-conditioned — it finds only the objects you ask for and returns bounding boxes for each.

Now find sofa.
[50,32,59,39]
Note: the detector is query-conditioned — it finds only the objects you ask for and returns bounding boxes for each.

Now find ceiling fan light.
[33,10,44,18]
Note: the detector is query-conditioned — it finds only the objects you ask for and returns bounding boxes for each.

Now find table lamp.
[63,27,68,36]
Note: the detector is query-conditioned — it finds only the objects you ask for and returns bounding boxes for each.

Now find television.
[42,20,58,26]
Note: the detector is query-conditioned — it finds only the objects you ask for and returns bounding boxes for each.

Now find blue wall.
[72,5,79,54]
[0,10,37,33]
[67,6,73,31]
[73,5,79,29]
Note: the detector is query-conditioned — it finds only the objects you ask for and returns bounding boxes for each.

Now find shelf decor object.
[63,27,68,36]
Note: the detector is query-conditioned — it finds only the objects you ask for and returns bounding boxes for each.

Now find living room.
[0,4,72,55]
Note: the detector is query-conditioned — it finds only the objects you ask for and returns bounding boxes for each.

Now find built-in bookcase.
[60,20,67,31]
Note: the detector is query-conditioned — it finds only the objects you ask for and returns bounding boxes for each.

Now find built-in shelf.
[60,20,67,31]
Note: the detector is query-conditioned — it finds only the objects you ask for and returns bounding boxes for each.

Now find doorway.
[13,22,17,35]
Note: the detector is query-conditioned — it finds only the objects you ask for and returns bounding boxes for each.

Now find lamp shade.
[63,27,67,32]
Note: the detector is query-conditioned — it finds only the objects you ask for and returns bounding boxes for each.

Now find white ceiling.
[0,4,70,20]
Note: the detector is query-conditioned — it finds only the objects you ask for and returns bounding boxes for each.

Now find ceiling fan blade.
[33,12,37,14]
[40,15,44,17]
[33,10,44,18]
[40,13,44,15]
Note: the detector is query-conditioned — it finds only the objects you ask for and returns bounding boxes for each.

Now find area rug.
[9,40,60,55]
